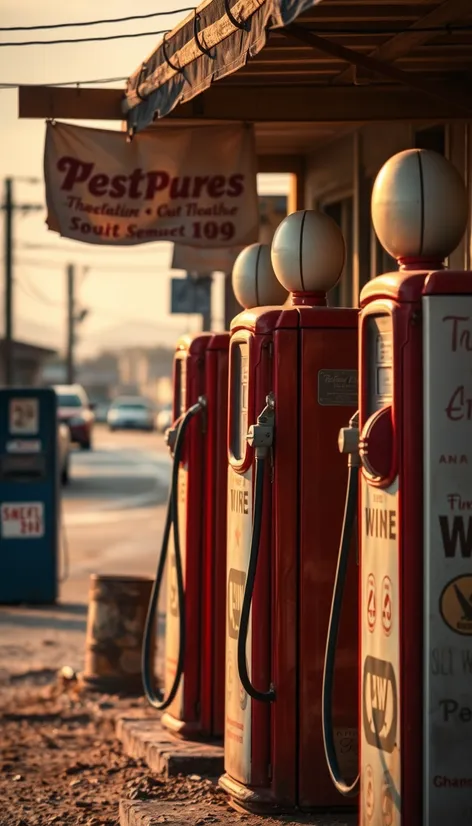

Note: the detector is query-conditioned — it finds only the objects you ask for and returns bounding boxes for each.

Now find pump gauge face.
[230,341,249,462]
[179,359,187,415]
[366,315,393,415]
[174,357,187,418]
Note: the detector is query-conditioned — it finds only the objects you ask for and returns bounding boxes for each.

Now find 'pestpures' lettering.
[57,157,245,201]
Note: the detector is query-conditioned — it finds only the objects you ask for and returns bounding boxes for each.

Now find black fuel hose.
[142,400,204,710]
[237,454,276,703]
[322,463,360,796]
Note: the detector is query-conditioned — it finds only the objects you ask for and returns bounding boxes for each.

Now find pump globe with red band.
[270,210,345,301]
[232,243,289,309]
[371,148,468,265]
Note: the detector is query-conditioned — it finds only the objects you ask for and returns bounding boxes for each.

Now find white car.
[156,405,173,434]
[107,397,155,432]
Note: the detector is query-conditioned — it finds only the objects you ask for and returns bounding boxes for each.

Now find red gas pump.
[221,210,359,813]
[323,148,471,826]
[142,247,287,741]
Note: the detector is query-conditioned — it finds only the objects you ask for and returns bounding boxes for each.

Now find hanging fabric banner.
[44,121,259,248]
[171,243,245,274]
[171,194,287,274]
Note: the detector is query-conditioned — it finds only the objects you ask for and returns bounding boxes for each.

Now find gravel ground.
[0,673,227,826]
[0,673,354,826]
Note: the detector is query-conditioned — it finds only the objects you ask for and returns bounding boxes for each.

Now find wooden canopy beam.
[284,23,472,116]
[18,81,472,125]
[18,86,125,120]
[334,0,472,85]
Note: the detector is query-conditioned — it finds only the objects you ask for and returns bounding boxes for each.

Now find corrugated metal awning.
[124,0,321,132]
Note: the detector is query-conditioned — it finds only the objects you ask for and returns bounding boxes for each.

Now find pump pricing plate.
[1,502,44,538]
[6,440,41,454]
[318,369,358,406]
[9,398,39,435]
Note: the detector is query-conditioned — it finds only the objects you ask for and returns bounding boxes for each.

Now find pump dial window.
[230,342,249,461]
[366,315,393,415]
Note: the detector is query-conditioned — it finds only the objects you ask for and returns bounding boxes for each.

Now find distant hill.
[13,318,60,351]
[78,319,200,356]
[7,316,202,358]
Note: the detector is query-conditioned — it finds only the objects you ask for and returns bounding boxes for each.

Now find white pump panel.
[360,313,401,826]
[423,296,472,826]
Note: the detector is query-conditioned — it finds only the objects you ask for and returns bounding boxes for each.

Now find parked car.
[107,397,155,432]
[93,402,110,423]
[53,384,95,450]
[58,422,71,485]
[156,404,173,434]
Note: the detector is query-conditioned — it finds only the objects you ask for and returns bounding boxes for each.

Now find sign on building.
[44,121,259,249]
[170,275,212,316]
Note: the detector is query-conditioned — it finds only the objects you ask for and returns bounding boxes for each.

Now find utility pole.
[1,177,43,386]
[66,264,75,384]
[4,178,13,386]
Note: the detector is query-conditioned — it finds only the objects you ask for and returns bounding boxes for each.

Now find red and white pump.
[221,209,359,812]
[323,148,472,826]
[141,246,287,741]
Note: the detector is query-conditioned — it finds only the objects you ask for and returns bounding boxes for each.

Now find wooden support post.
[447,124,468,270]
[352,132,372,307]
[287,162,306,214]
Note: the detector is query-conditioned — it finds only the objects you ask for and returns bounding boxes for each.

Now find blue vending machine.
[0,388,59,604]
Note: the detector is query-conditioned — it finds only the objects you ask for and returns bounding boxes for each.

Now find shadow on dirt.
[0,602,87,633]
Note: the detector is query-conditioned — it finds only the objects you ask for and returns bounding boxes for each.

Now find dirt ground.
[0,672,228,826]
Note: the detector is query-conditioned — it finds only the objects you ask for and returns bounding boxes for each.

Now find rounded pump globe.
[232,243,289,309]
[371,148,468,262]
[271,210,345,295]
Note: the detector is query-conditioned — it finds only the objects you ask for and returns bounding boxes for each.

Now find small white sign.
[9,398,39,435]
[6,440,41,454]
[1,502,44,538]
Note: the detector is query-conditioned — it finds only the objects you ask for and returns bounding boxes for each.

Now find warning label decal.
[381,576,393,636]
[367,573,377,633]
[439,574,472,636]
[362,656,398,754]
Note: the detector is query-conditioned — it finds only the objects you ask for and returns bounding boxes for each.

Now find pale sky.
[0,1,289,358]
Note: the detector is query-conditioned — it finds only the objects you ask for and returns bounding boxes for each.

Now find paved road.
[0,425,171,680]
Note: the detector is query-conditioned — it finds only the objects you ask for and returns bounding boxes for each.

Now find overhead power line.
[0,76,127,88]
[15,275,65,308]
[17,257,168,273]
[0,28,168,47]
[16,241,169,256]
[2,22,472,47]
[0,8,196,32]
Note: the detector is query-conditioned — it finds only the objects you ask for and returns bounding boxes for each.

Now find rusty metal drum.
[81,574,154,694]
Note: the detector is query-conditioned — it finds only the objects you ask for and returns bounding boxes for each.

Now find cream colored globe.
[232,243,289,309]
[271,210,345,294]
[372,149,468,260]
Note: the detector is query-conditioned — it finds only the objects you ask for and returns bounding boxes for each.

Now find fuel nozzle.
[338,411,360,468]
[247,392,275,459]
[165,424,179,455]
[165,397,207,456]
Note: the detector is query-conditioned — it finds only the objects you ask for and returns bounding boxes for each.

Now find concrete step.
[119,800,357,826]
[116,716,224,777]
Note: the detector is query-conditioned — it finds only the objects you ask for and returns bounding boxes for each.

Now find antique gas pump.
[142,245,287,741]
[221,210,359,812]
[0,388,59,604]
[323,148,471,826]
